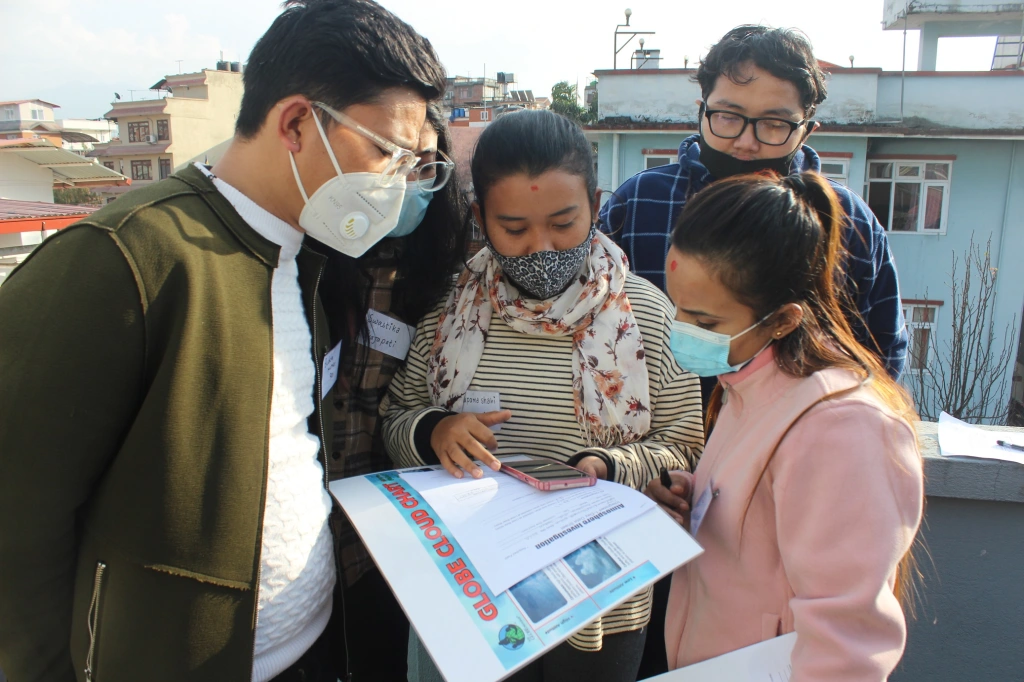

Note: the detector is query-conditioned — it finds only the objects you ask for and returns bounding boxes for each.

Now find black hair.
[470,109,597,215]
[696,26,828,117]
[236,0,447,137]
[316,103,466,348]
[392,105,468,321]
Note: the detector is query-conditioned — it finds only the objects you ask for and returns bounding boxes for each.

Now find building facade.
[87,67,244,201]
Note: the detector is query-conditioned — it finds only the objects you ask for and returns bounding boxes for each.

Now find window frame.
[159,158,172,180]
[127,121,151,144]
[643,154,675,170]
[131,159,153,181]
[903,302,941,372]
[102,161,115,170]
[819,158,850,186]
[156,119,169,141]
[866,158,953,235]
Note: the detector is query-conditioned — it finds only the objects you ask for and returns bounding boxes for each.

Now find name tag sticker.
[365,310,414,360]
[689,481,715,538]
[462,390,502,432]
[321,342,342,399]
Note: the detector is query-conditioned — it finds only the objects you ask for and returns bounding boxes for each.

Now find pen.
[996,440,1024,453]
[660,467,673,489]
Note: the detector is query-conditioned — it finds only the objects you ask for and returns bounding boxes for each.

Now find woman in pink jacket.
[647,171,924,681]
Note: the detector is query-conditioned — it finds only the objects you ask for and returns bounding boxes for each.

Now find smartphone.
[499,456,597,491]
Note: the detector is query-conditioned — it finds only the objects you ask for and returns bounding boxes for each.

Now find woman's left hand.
[575,455,609,480]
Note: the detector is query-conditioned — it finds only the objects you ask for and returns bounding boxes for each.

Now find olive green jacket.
[0,165,338,682]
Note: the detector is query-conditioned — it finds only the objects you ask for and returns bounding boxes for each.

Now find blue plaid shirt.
[599,134,908,379]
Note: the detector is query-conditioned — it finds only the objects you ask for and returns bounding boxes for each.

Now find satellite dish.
[114,92,122,100]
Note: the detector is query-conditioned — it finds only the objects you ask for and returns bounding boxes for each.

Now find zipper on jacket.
[310,260,329,490]
[311,257,352,681]
[84,561,106,682]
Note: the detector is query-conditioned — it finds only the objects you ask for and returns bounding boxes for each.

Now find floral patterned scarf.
[426,231,651,447]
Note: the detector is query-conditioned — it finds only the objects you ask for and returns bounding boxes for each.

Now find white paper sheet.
[399,463,654,595]
[330,471,703,682]
[937,411,1024,465]
[645,632,796,682]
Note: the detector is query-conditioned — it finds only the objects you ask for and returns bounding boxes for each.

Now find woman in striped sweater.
[380,109,704,681]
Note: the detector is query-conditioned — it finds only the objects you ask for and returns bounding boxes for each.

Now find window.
[644,155,674,169]
[102,161,115,170]
[867,160,951,233]
[819,159,849,186]
[904,303,939,371]
[157,119,169,141]
[480,110,490,121]
[159,158,171,179]
[127,121,151,143]
[30,108,43,120]
[3,106,14,121]
[131,159,152,181]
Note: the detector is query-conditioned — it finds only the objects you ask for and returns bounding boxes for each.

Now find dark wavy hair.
[316,104,466,348]
[696,25,828,116]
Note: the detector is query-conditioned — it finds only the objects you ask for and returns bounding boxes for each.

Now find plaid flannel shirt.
[599,134,908,379]
[328,241,408,587]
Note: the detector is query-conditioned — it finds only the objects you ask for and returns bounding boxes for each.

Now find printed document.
[399,460,654,595]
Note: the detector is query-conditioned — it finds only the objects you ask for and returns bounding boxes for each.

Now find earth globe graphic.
[498,624,526,650]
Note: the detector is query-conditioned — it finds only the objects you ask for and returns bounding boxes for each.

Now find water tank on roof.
[230,62,241,73]
[217,60,230,71]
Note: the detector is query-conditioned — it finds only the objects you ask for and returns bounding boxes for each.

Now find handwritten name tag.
[321,342,342,399]
[364,310,414,360]
[462,390,502,432]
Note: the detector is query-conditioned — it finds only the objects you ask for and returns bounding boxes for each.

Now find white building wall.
[0,155,55,202]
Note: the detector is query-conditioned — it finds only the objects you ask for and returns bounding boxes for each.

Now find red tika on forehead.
[670,260,678,271]
[530,185,539,191]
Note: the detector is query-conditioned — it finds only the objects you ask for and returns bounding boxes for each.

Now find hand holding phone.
[500,456,597,491]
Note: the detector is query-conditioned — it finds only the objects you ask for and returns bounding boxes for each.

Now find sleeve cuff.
[568,449,617,482]
[412,409,455,465]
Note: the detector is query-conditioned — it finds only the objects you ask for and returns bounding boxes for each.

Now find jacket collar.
[676,133,822,194]
[171,163,281,268]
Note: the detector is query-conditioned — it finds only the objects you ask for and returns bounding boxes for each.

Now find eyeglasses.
[408,149,455,193]
[312,101,419,187]
[702,103,810,147]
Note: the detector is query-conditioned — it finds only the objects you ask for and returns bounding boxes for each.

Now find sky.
[0,0,1001,120]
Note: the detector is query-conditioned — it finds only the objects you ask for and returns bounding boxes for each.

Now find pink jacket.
[665,348,923,681]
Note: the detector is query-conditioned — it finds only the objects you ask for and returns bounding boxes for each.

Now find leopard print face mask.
[488,226,596,300]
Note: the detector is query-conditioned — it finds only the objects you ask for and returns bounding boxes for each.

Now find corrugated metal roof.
[0,199,100,221]
[0,139,130,186]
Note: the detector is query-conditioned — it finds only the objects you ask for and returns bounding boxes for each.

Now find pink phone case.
[500,462,597,491]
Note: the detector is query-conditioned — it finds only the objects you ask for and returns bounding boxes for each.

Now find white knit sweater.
[202,166,336,682]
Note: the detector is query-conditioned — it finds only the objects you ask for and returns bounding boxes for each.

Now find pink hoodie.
[665,347,923,681]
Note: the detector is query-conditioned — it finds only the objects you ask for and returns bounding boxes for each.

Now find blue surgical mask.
[669,315,770,377]
[388,179,434,238]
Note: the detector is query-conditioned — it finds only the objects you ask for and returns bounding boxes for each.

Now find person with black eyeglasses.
[598,25,909,680]
[600,26,907,386]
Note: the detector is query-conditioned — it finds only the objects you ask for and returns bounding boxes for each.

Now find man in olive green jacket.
[0,1,446,681]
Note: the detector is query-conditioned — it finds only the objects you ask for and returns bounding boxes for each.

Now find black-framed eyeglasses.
[701,103,811,147]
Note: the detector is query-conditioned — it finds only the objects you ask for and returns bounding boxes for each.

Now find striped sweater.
[380,271,704,651]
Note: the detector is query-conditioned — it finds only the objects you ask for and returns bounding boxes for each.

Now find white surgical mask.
[288,109,406,257]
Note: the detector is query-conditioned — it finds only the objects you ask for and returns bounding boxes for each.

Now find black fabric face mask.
[697,130,807,180]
